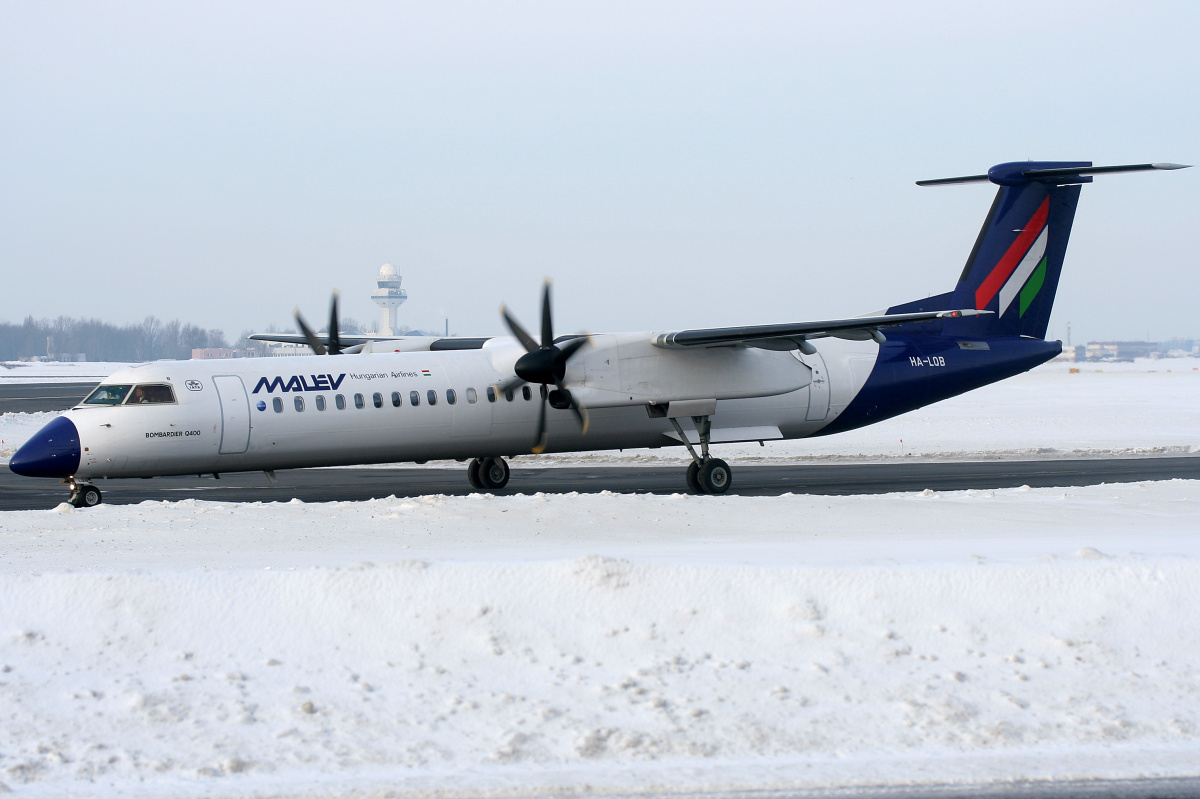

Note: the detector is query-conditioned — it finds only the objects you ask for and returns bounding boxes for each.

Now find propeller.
[499,279,591,454]
[295,291,345,356]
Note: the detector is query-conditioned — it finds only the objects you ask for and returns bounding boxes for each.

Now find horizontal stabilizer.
[918,161,1190,187]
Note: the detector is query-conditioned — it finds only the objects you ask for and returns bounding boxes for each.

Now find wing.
[246,333,399,346]
[652,309,990,352]
[246,333,494,352]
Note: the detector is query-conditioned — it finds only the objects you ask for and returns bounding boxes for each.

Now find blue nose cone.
[9,416,81,478]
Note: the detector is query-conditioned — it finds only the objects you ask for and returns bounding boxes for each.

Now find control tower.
[371,263,408,336]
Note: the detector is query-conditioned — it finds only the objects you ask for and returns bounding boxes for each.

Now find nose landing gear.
[467,457,511,491]
[66,479,103,508]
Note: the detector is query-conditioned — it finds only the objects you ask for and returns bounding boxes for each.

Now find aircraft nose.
[8,416,81,478]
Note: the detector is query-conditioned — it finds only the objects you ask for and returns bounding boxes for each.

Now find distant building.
[1084,341,1158,361]
[191,348,238,360]
[1050,345,1087,363]
[265,342,311,357]
[23,353,87,362]
[1164,338,1197,357]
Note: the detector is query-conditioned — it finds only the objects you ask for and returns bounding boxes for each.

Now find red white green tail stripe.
[974,197,1050,317]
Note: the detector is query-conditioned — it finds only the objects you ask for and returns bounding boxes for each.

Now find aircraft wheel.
[685,461,703,494]
[698,459,732,495]
[479,457,510,490]
[467,459,485,490]
[70,484,103,508]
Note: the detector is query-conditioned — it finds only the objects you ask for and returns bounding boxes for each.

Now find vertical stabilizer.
[900,160,1189,340]
[940,162,1086,339]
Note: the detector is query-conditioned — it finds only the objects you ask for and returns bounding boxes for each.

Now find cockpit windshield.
[126,384,176,404]
[81,383,177,406]
[83,384,132,405]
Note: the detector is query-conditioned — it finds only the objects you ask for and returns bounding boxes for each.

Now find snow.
[2,359,1200,796]
[5,485,1200,796]
[0,411,59,462]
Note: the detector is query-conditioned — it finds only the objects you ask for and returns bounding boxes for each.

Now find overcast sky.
[2,1,1197,344]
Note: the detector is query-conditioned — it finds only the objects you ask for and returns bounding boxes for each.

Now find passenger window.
[391,391,402,408]
[486,387,496,403]
[127,384,176,404]
[410,390,420,407]
[522,385,532,401]
[505,388,514,402]
[354,393,365,409]
[272,397,284,413]
[373,392,383,409]
[446,389,457,405]
[427,389,438,406]
[466,387,478,404]
[335,394,346,410]
[316,395,326,411]
[84,384,132,405]
[294,396,304,412]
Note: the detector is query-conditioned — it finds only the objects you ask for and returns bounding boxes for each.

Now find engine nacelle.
[565,333,812,409]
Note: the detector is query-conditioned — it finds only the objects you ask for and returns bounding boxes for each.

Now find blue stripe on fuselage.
[816,335,1061,436]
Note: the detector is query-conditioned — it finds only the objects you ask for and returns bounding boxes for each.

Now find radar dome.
[379,263,400,278]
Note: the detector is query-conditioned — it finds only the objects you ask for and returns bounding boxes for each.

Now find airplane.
[8,160,1189,507]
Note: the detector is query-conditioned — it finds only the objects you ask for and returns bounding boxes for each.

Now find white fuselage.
[62,335,879,480]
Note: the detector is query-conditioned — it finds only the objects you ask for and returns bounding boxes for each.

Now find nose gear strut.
[65,479,103,508]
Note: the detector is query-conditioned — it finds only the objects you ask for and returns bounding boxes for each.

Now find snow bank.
[0,411,60,462]
[2,483,1200,795]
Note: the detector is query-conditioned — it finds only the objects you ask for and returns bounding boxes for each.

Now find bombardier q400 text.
[10,160,1189,506]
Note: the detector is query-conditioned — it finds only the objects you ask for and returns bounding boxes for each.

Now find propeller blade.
[556,335,590,362]
[500,279,591,453]
[531,395,549,454]
[540,279,553,348]
[294,308,327,355]
[501,303,539,353]
[555,379,589,435]
[328,291,342,355]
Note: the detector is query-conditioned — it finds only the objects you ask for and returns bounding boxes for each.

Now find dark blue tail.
[888,160,1188,340]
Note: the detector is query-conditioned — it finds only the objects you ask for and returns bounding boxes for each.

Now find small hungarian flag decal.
[421,369,432,377]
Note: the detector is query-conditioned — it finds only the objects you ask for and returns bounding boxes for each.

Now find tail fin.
[897,161,1188,340]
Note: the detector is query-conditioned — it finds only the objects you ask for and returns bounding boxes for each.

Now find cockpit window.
[126,384,177,404]
[83,384,132,405]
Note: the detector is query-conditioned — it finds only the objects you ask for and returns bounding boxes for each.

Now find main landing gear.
[65,479,103,508]
[467,457,511,491]
[669,415,732,495]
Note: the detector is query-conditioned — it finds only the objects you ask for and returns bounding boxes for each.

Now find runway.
[0,381,94,412]
[3,455,1199,510]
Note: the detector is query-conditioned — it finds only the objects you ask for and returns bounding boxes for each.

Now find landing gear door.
[213,375,251,455]
[798,351,830,421]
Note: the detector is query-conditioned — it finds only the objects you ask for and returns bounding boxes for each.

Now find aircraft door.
[213,375,251,454]
[798,351,830,421]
